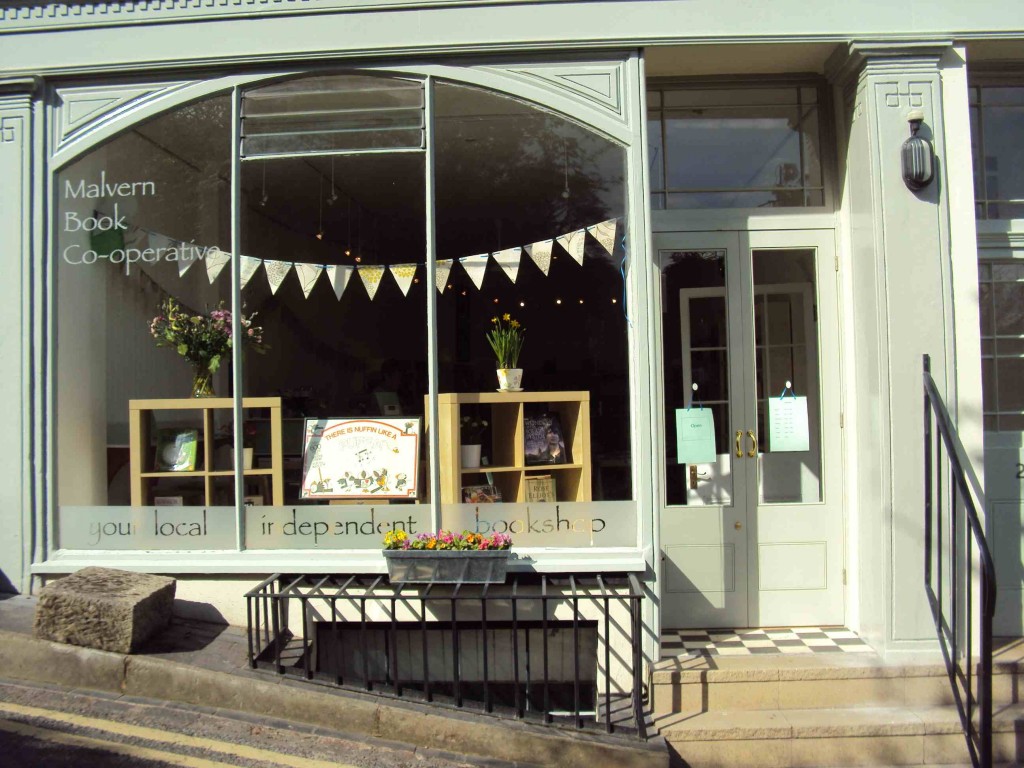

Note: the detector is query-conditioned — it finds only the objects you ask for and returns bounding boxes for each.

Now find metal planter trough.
[383,549,510,584]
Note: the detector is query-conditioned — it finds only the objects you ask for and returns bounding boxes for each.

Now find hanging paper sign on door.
[768,394,810,452]
[675,408,717,464]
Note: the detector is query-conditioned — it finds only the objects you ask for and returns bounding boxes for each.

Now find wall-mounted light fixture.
[901,109,934,191]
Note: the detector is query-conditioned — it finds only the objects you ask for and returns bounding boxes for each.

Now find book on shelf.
[462,484,502,503]
[524,475,556,503]
[153,496,184,506]
[154,428,198,472]
[524,412,567,465]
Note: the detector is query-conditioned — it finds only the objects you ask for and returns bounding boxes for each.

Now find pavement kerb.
[0,630,667,768]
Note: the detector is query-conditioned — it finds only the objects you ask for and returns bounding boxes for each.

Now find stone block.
[34,567,175,653]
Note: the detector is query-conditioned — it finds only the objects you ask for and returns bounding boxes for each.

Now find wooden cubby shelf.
[436,391,591,504]
[129,397,284,506]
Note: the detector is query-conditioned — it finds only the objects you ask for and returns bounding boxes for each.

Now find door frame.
[654,225,847,630]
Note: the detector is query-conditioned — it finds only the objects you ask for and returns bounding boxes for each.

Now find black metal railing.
[923,354,997,768]
[245,572,647,740]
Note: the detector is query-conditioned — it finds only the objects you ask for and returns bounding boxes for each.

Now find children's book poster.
[300,418,420,500]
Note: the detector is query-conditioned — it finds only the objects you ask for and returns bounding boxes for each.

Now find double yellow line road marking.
[0,700,359,768]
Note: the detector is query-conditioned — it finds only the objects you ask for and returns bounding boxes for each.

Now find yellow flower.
[491,317,498,324]
[510,320,520,328]
[502,313,511,321]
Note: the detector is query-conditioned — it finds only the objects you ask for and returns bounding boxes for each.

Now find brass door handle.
[747,430,758,458]
[734,521,742,530]
[735,430,743,458]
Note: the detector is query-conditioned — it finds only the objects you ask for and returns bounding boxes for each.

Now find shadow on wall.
[0,570,18,595]
[173,598,229,626]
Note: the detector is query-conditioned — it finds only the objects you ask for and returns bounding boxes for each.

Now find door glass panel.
[752,249,823,504]
[661,250,733,506]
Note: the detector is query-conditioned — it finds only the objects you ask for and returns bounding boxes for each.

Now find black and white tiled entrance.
[660,627,873,656]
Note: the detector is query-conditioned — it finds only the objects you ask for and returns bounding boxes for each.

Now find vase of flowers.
[382,529,513,583]
[460,414,488,468]
[150,297,266,398]
[486,313,525,392]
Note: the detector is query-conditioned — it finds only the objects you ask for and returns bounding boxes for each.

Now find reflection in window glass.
[661,250,732,507]
[970,84,1024,219]
[980,260,1024,430]
[647,84,825,209]
[753,249,822,504]
[434,81,633,519]
[55,94,236,517]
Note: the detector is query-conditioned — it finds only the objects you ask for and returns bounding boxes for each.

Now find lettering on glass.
[57,507,235,551]
[675,408,716,464]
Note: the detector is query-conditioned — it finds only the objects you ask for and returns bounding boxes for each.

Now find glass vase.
[191,363,215,398]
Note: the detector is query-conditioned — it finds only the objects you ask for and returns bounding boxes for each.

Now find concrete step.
[656,703,1024,767]
[652,652,1024,715]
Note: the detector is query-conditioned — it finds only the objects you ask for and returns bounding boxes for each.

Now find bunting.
[492,246,522,284]
[389,264,417,297]
[459,254,489,290]
[263,259,292,295]
[239,255,262,290]
[587,218,618,256]
[358,265,386,300]
[295,263,323,299]
[325,264,354,300]
[556,229,586,266]
[105,215,623,300]
[434,259,453,294]
[205,247,230,284]
[524,239,554,276]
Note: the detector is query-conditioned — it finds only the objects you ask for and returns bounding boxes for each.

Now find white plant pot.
[496,368,523,392]
[230,447,254,470]
[461,443,482,468]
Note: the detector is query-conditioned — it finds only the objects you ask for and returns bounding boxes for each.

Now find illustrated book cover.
[154,428,198,472]
[524,412,566,465]
[462,484,502,503]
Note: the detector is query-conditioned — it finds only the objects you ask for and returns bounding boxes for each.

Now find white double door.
[657,230,844,629]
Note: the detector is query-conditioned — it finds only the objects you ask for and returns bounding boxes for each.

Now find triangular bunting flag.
[492,247,522,284]
[358,265,386,300]
[263,259,292,295]
[524,239,554,276]
[460,254,489,290]
[389,264,417,297]
[295,263,323,299]
[325,265,354,300]
[586,218,618,256]
[239,255,262,289]
[177,243,198,277]
[205,247,230,284]
[556,229,587,266]
[435,259,453,294]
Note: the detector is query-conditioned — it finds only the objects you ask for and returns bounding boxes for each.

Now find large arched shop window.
[52,71,635,553]
[433,81,634,545]
[55,91,239,550]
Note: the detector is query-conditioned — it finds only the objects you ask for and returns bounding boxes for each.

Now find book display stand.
[129,397,284,506]
[435,391,591,504]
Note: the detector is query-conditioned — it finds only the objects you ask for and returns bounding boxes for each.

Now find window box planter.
[383,549,510,584]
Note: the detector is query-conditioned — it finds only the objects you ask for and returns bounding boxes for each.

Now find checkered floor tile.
[660,627,874,656]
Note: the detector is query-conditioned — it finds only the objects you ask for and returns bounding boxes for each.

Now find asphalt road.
[0,678,507,768]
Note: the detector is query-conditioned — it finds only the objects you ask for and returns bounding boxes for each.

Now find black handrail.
[923,354,997,768]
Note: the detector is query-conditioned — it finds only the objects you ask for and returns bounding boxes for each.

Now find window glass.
[970,84,1024,220]
[433,81,635,546]
[55,94,239,549]
[980,259,1024,430]
[647,84,825,209]
[239,74,431,549]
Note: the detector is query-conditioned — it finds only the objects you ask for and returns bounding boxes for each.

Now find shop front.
[2,1,1022,675]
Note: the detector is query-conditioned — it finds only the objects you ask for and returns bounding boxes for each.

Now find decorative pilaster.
[829,42,967,648]
[0,76,39,594]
